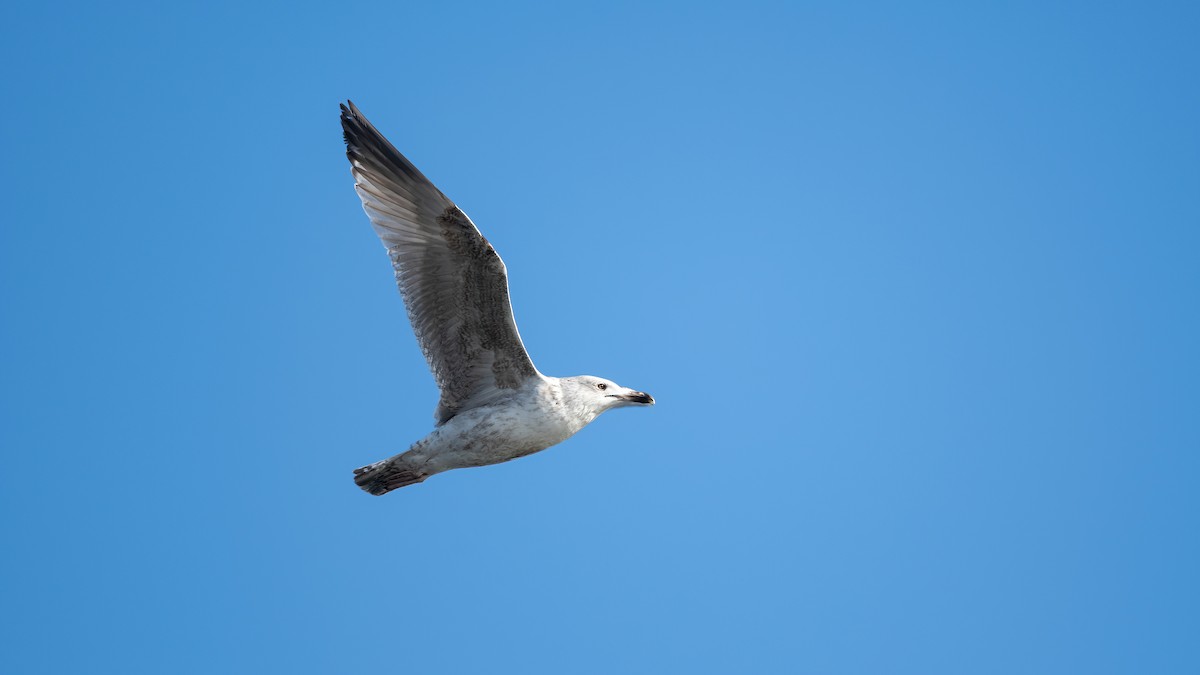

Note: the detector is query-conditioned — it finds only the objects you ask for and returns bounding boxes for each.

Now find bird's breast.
[419,395,580,469]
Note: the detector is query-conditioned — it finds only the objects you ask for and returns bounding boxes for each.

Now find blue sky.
[2,1,1198,672]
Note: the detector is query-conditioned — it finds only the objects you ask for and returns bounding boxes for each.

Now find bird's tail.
[353,457,426,495]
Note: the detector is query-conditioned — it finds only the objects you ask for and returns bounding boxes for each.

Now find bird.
[339,101,655,495]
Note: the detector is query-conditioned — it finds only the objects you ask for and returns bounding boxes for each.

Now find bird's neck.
[547,377,600,431]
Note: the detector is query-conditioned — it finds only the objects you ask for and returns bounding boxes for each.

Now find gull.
[339,101,654,495]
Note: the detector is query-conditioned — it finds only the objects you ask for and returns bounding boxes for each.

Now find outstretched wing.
[340,101,541,425]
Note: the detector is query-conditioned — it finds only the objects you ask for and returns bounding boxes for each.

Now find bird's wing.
[340,101,541,425]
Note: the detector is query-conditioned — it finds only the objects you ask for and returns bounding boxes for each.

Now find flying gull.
[340,101,654,495]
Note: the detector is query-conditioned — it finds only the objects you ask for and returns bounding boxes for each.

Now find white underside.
[395,377,595,476]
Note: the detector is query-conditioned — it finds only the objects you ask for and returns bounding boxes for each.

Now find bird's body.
[339,102,653,495]
[354,377,597,494]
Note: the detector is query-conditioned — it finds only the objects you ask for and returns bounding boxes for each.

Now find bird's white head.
[562,375,655,417]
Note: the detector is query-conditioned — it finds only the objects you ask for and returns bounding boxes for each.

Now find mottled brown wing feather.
[340,101,541,425]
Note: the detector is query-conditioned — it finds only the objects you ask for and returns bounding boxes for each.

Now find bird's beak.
[620,391,655,405]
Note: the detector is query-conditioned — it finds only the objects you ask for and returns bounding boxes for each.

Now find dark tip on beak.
[626,391,655,405]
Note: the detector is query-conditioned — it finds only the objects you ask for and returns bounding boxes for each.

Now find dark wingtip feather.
[337,100,453,204]
[339,100,365,152]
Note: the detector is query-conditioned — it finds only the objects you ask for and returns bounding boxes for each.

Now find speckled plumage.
[340,102,654,495]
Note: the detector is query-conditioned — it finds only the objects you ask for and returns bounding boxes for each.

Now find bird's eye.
[597,383,607,391]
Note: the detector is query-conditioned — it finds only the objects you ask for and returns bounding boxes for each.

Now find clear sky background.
[2,1,1198,673]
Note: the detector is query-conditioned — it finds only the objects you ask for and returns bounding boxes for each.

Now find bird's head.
[564,375,655,415]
